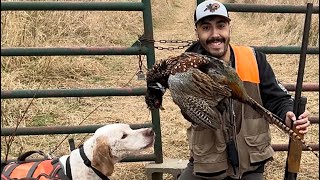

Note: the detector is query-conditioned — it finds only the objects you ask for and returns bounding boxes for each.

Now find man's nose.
[210,28,220,38]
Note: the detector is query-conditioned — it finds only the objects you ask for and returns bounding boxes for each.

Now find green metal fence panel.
[1,47,148,56]
[142,0,163,178]
[1,124,153,136]
[0,1,163,176]
[1,2,145,11]
[1,46,318,56]
[1,154,156,163]
[141,0,162,170]
[1,88,146,99]
[252,46,319,54]
[1,83,318,99]
[196,0,319,13]
[225,4,319,13]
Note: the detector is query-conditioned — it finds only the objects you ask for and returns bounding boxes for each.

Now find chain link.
[155,44,193,51]
[157,39,194,44]
[137,40,143,71]
[138,35,195,51]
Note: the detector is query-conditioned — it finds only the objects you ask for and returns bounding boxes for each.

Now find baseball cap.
[194,0,231,24]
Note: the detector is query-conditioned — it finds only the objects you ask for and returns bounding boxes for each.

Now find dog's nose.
[144,128,154,137]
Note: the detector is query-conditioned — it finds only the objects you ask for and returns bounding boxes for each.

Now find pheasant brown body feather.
[145,52,318,157]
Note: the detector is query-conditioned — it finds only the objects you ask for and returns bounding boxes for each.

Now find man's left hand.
[285,110,310,134]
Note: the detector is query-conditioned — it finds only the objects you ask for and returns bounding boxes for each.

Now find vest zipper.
[229,55,242,179]
[228,99,241,179]
[237,103,245,179]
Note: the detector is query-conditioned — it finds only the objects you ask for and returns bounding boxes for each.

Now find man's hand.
[285,110,310,134]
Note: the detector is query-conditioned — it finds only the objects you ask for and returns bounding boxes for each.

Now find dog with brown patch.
[1,123,155,180]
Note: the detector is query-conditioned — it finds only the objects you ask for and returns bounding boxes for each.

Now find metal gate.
[1,1,319,180]
[1,0,164,179]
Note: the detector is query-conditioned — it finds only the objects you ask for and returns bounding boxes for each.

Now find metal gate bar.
[3,2,319,13]
[1,124,153,136]
[1,154,156,164]
[2,46,318,56]
[1,88,146,99]
[1,2,145,11]
[283,83,319,91]
[1,119,317,136]
[2,143,319,164]
[2,83,318,99]
[272,144,319,151]
[195,1,319,13]
[252,46,319,54]
[225,3,319,13]
[1,47,148,56]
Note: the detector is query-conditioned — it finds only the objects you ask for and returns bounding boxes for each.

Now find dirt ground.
[1,0,319,179]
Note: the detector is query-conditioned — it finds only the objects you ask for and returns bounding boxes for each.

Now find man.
[178,0,311,179]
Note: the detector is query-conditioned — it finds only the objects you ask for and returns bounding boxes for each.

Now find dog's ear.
[92,136,115,176]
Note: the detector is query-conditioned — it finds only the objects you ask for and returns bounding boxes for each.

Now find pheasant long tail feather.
[247,97,319,158]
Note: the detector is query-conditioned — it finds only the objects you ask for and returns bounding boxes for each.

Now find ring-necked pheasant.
[145,52,318,158]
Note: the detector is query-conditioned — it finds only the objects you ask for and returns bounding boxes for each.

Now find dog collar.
[79,145,110,180]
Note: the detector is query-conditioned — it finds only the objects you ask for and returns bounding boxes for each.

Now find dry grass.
[237,0,319,46]
[1,0,319,179]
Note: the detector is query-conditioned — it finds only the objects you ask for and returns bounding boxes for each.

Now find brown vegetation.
[1,0,319,179]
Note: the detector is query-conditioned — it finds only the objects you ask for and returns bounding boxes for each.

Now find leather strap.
[51,159,70,180]
[26,161,41,177]
[2,163,19,177]
[66,156,72,180]
[79,145,110,180]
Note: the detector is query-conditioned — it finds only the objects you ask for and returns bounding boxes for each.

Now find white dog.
[1,123,155,180]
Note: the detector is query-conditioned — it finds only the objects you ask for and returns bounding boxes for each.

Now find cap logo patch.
[204,3,220,12]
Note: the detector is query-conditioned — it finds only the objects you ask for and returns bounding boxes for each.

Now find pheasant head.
[145,82,166,110]
[145,59,171,110]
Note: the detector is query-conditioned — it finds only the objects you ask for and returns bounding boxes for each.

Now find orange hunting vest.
[232,45,260,83]
[1,151,69,180]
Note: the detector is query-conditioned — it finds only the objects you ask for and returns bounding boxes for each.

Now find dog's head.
[95,124,155,160]
[91,124,155,176]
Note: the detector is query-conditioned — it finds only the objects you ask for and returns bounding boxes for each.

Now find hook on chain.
[137,39,146,80]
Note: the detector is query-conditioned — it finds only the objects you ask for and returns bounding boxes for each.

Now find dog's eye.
[121,133,128,139]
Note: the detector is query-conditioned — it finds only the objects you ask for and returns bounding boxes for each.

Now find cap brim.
[195,15,231,24]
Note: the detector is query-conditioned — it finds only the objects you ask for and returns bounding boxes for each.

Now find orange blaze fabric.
[232,45,260,83]
[2,160,59,180]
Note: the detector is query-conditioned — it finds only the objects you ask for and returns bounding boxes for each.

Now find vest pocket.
[191,125,226,156]
[190,125,228,176]
[244,132,274,163]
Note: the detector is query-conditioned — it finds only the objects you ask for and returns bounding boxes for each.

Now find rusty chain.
[138,36,195,51]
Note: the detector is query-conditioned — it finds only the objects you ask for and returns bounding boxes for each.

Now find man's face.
[196,16,231,59]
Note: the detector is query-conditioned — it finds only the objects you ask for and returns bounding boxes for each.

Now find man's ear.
[195,27,199,39]
[91,136,115,176]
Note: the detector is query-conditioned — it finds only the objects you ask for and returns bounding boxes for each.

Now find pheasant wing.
[168,68,232,129]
